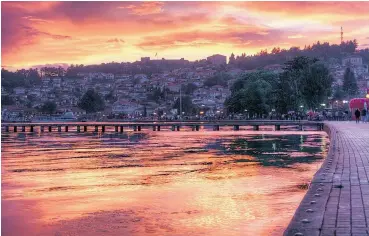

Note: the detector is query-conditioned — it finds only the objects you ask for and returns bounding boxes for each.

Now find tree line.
[229,40,369,70]
[225,56,334,116]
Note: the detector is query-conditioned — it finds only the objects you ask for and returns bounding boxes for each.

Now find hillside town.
[1,52,369,122]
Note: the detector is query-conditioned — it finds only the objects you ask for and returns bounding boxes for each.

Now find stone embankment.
[285,122,369,236]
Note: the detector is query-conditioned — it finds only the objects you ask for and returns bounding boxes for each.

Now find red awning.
[349,98,369,109]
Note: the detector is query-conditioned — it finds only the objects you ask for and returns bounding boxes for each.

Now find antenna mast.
[340,26,343,44]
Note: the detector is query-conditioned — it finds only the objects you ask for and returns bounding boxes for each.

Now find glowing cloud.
[1,1,369,69]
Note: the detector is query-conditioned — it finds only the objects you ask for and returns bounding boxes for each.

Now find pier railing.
[2,120,324,133]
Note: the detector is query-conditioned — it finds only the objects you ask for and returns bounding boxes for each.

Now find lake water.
[1,129,328,236]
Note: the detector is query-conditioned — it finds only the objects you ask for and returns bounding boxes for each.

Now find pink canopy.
[349,98,369,110]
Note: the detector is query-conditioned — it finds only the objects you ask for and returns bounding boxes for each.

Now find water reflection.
[2,131,328,236]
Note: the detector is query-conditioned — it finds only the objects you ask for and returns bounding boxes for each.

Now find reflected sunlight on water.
[1,130,328,236]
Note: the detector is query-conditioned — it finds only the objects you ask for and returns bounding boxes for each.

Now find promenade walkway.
[285,122,369,236]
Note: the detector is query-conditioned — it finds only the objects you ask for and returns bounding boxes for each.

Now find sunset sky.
[2,1,369,70]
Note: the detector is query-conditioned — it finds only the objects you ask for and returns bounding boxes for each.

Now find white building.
[342,55,363,66]
[14,87,26,95]
[207,54,227,65]
[112,100,142,115]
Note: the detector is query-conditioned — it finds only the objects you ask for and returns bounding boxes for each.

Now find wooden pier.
[1,120,324,133]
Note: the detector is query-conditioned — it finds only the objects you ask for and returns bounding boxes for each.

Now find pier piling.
[30,126,34,132]
[14,126,17,132]
[22,126,26,132]
[48,126,52,132]
[77,126,80,132]
[41,126,44,132]
[253,125,259,131]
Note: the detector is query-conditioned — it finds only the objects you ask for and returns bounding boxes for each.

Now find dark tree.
[40,101,57,114]
[78,89,105,113]
[342,67,358,97]
[182,83,198,95]
[204,72,232,87]
[300,62,332,109]
[229,53,236,64]
[225,71,276,116]
[143,106,147,117]
[104,91,116,102]
[275,56,331,112]
[173,96,197,115]
[1,95,14,105]
[332,85,345,100]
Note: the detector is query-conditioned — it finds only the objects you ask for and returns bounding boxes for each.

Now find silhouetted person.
[362,109,367,123]
[355,109,361,123]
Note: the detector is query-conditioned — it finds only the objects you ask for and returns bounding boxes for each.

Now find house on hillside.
[342,55,363,66]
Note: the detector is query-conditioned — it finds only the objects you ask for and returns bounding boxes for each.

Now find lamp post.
[179,86,182,120]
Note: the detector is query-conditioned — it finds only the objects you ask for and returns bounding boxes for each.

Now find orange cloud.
[118,2,164,15]
[242,2,369,18]
[1,1,369,69]
[288,34,305,39]
[106,38,125,43]
[136,27,286,51]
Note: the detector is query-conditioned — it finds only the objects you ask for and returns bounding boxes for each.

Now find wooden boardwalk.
[1,120,324,133]
[285,122,369,236]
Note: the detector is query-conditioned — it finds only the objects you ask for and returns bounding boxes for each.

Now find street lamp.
[342,100,348,104]
[320,103,326,106]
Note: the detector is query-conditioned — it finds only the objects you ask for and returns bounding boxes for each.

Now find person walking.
[355,109,361,123]
[362,109,367,123]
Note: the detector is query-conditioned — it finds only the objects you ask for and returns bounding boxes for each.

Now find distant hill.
[229,40,369,70]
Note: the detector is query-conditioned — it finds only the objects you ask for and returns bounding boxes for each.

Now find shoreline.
[284,122,369,236]
[284,122,336,236]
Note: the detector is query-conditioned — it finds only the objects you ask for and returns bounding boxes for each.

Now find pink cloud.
[106,38,125,43]
[136,28,286,50]
[118,2,164,15]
